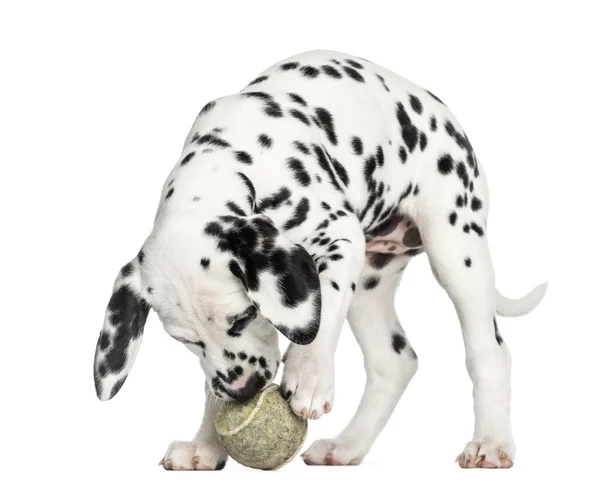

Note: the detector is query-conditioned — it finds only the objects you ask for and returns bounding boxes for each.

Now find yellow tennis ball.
[215,384,307,470]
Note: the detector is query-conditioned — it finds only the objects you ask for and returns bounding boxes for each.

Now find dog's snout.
[231,373,265,404]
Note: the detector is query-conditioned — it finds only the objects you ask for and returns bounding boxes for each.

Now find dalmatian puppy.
[93,50,547,470]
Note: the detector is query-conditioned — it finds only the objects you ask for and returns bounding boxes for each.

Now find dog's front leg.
[160,381,228,471]
[281,216,365,419]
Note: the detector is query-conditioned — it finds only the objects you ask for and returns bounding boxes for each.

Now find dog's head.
[93,212,321,403]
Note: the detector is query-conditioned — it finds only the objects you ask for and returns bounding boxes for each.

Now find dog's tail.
[495,282,548,317]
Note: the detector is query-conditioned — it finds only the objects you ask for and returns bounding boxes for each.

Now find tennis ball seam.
[216,383,279,437]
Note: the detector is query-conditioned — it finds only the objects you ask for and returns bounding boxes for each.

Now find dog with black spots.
[94,50,547,470]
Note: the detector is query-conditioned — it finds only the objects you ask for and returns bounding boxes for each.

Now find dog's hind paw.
[301,438,365,466]
[456,440,514,469]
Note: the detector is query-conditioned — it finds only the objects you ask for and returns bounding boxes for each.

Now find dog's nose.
[231,373,265,404]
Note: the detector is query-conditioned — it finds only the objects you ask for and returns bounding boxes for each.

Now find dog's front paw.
[301,438,365,465]
[280,345,334,420]
[456,440,514,469]
[160,440,228,471]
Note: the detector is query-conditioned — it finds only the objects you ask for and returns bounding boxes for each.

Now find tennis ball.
[214,384,307,470]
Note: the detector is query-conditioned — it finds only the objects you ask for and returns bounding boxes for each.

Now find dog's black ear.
[227,216,322,345]
[93,255,150,401]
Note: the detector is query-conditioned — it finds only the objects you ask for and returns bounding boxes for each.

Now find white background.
[2,1,599,483]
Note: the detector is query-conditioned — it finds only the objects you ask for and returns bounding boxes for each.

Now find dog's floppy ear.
[93,254,150,401]
[222,216,322,345]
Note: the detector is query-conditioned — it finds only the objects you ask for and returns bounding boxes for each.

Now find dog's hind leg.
[416,146,515,468]
[302,254,418,466]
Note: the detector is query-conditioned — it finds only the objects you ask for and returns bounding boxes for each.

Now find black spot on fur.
[399,146,408,164]
[180,151,195,166]
[199,101,215,115]
[293,140,310,154]
[196,133,231,149]
[120,262,134,277]
[396,102,419,152]
[263,100,283,118]
[471,196,482,212]
[237,172,256,209]
[438,154,454,174]
[289,109,311,126]
[430,116,437,132]
[351,136,363,155]
[392,333,407,354]
[351,282,356,291]
[288,92,307,106]
[346,59,364,69]
[165,188,174,199]
[409,95,423,114]
[419,132,428,151]
[376,146,384,167]
[200,258,210,269]
[465,257,472,267]
[376,74,390,92]
[456,162,469,188]
[313,145,343,192]
[331,157,349,187]
[494,318,503,345]
[343,66,365,82]
[234,151,253,165]
[470,222,484,236]
[314,107,337,145]
[287,157,311,187]
[321,65,342,78]
[249,75,268,85]
[258,133,273,148]
[280,62,299,71]
[226,201,247,217]
[449,212,457,225]
[99,332,110,351]
[258,187,291,212]
[283,198,310,230]
[364,276,380,290]
[242,91,272,100]
[300,65,320,78]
